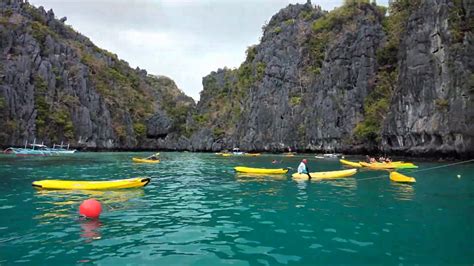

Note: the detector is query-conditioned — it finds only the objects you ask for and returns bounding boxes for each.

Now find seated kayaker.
[297,159,309,174]
[146,153,160,161]
[366,155,376,163]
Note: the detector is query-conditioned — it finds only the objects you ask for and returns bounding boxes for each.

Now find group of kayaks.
[31,156,417,191]
[234,158,418,183]
[340,159,418,169]
[234,166,358,181]
[339,159,417,183]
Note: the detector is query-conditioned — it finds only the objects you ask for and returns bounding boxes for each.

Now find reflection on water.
[328,178,358,190]
[390,183,415,201]
[80,218,102,241]
[34,189,145,220]
[235,173,287,182]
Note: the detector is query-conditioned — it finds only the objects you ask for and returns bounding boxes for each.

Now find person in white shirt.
[298,159,309,174]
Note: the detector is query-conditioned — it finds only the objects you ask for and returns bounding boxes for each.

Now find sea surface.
[0,152,472,265]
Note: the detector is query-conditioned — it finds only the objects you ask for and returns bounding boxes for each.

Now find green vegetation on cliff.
[0,1,194,148]
[308,0,384,76]
[354,0,420,143]
[449,0,474,43]
[34,76,75,142]
[192,44,266,139]
[146,75,195,137]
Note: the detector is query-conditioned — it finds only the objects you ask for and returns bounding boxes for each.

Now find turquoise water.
[0,152,473,265]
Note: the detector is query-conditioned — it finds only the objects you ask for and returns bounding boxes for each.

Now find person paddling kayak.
[146,152,160,161]
[297,159,311,180]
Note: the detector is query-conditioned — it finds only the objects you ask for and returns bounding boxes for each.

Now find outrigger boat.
[51,142,76,154]
[4,140,53,156]
[3,140,76,156]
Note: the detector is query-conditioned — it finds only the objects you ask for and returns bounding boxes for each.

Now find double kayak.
[390,172,416,183]
[360,162,417,169]
[234,166,288,174]
[32,177,151,190]
[132,157,160,163]
[292,169,357,180]
[339,159,362,168]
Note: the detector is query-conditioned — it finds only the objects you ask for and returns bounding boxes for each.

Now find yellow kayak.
[132,157,160,163]
[245,153,261,157]
[360,162,417,169]
[292,169,357,180]
[339,159,362,168]
[234,166,289,174]
[32,177,151,190]
[390,172,416,183]
[221,153,232,157]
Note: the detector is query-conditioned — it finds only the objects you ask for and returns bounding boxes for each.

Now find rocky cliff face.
[189,1,386,152]
[189,0,473,157]
[1,0,471,157]
[381,0,474,157]
[0,0,194,150]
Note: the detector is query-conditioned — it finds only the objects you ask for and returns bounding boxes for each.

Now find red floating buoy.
[79,199,102,219]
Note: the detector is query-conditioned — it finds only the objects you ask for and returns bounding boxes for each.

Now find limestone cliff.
[0,0,194,150]
[1,0,472,157]
[381,0,473,157]
[189,0,473,157]
[189,1,386,152]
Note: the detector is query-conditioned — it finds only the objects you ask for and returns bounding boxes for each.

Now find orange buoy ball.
[79,199,102,219]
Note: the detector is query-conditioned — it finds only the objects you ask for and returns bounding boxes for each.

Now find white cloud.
[121,30,177,48]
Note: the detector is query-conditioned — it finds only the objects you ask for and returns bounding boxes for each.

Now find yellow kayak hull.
[245,153,261,157]
[221,153,232,157]
[360,162,417,169]
[339,159,362,168]
[234,166,288,174]
[32,177,151,190]
[292,169,357,180]
[132,157,160,163]
[390,172,416,183]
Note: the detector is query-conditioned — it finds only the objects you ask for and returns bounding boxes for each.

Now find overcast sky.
[29,0,388,101]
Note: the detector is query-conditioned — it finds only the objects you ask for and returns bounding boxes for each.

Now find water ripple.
[0,152,472,264]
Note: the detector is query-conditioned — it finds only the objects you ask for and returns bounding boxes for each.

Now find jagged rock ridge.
[0,0,472,158]
[0,0,194,150]
[188,0,473,158]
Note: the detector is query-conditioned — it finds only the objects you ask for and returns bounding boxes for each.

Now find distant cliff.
[187,0,473,158]
[1,0,472,157]
[0,0,194,150]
